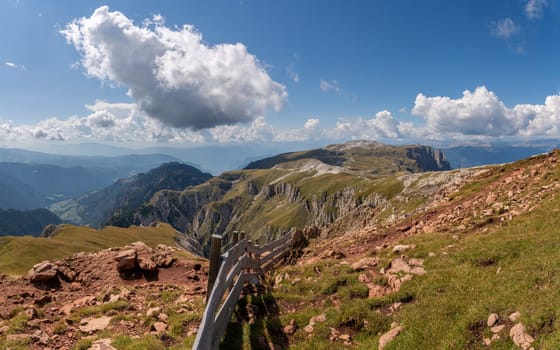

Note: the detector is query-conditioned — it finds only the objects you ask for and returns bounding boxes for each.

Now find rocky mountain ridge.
[131,142,450,252]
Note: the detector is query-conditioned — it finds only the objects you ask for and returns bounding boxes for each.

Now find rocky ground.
[0,242,208,349]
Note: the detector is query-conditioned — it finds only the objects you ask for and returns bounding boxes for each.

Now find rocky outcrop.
[114,242,177,274]
[406,146,451,171]
[28,261,58,283]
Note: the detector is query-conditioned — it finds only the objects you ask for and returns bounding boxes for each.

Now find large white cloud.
[413,86,516,136]
[61,6,287,130]
[413,86,560,138]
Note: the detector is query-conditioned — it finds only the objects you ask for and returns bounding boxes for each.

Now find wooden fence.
[192,231,293,350]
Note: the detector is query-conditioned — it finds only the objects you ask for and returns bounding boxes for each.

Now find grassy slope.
[391,191,560,349]
[0,224,179,276]
[237,154,560,349]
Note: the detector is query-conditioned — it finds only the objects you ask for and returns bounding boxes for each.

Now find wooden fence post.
[207,234,222,303]
[240,231,246,240]
[232,231,239,245]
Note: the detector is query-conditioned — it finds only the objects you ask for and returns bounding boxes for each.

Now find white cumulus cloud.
[412,86,515,136]
[412,86,560,138]
[61,6,287,130]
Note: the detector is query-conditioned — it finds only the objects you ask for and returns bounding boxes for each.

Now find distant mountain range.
[50,162,212,228]
[6,141,555,175]
[0,208,61,236]
[0,147,182,175]
[0,149,183,210]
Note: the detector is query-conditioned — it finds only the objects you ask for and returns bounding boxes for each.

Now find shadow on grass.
[220,290,289,350]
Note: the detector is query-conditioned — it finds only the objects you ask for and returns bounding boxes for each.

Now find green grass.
[0,223,182,276]
[385,191,560,349]
[111,335,166,350]
[77,300,129,317]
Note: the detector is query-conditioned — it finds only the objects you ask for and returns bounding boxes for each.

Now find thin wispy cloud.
[525,0,548,20]
[287,65,300,83]
[492,18,520,39]
[4,62,25,70]
[320,79,341,92]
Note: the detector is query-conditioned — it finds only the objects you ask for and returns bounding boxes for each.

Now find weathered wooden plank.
[217,240,248,280]
[212,272,248,348]
[245,244,266,255]
[260,240,290,264]
[224,255,249,288]
[260,243,290,271]
[260,233,291,251]
[226,239,248,262]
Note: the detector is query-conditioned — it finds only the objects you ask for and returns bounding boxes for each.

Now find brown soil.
[0,245,208,349]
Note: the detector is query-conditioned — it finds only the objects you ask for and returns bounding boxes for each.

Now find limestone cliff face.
[406,146,451,171]
[135,178,389,252]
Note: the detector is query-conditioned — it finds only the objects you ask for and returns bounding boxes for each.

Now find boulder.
[28,261,58,283]
[153,253,175,268]
[509,311,521,322]
[152,322,167,334]
[379,325,403,349]
[79,316,112,333]
[322,249,346,259]
[509,323,534,350]
[491,325,505,333]
[351,257,379,271]
[88,338,116,350]
[392,244,413,254]
[386,258,411,274]
[487,313,499,327]
[114,249,137,271]
[283,320,297,335]
[137,253,157,271]
[146,307,161,317]
[309,313,326,326]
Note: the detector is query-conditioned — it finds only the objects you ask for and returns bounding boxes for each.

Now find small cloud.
[525,0,548,19]
[4,62,25,70]
[287,65,300,83]
[491,18,520,39]
[304,118,320,129]
[399,107,407,113]
[320,79,341,93]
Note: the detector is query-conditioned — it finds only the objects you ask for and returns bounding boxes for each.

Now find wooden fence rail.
[192,232,293,350]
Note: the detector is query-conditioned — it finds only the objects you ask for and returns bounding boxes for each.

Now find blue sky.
[1,0,560,148]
